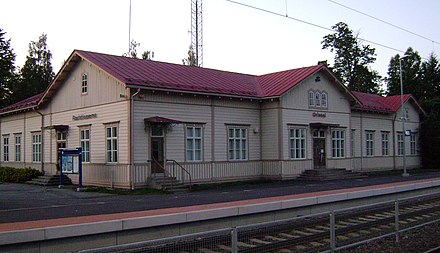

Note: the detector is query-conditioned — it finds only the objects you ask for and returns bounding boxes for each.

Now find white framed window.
[321,92,328,108]
[289,128,306,159]
[351,130,355,157]
[106,125,118,163]
[410,134,417,155]
[186,126,202,161]
[315,91,321,107]
[3,135,9,162]
[32,132,42,162]
[381,132,389,156]
[365,131,374,156]
[397,133,404,156]
[332,129,345,158]
[15,134,21,162]
[228,127,247,160]
[81,73,88,94]
[80,128,91,163]
[308,90,315,107]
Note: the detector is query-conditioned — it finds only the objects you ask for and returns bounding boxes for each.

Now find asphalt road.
[1,171,440,224]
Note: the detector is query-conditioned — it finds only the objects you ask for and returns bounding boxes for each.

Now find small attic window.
[81,73,88,94]
[315,76,321,82]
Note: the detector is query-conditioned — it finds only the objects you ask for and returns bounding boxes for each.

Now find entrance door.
[313,137,326,169]
[150,125,165,174]
[56,132,67,173]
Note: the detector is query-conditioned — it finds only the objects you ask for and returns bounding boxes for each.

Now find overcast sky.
[2,0,439,81]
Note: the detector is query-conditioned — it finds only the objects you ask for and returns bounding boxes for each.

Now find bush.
[0,167,43,183]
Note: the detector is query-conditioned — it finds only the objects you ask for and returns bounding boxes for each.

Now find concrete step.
[149,176,191,193]
[298,169,365,181]
[27,175,72,186]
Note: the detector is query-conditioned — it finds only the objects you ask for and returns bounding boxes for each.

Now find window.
[365,131,374,156]
[321,92,328,108]
[332,129,345,158]
[289,128,306,159]
[106,125,118,163]
[397,133,404,156]
[3,135,9,162]
[351,130,355,157]
[309,90,328,108]
[186,126,202,161]
[81,73,88,94]
[410,134,417,155]
[381,132,389,156]
[309,90,315,107]
[315,91,321,107]
[80,128,91,162]
[151,125,164,137]
[228,127,247,160]
[32,133,42,162]
[15,134,21,162]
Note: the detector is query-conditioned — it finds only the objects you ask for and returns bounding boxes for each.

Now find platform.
[1,174,440,248]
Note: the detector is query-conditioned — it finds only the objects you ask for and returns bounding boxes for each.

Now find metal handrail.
[150,158,174,190]
[166,159,192,188]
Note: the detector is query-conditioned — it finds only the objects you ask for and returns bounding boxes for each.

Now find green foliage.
[125,39,154,60]
[388,49,440,168]
[0,28,17,107]
[322,22,382,94]
[9,33,54,104]
[182,44,198,66]
[0,167,43,183]
[420,113,440,169]
[386,48,424,98]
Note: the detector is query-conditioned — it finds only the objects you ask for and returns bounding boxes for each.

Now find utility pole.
[191,0,203,67]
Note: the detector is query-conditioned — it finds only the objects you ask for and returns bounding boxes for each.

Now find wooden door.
[151,137,164,173]
[313,138,326,169]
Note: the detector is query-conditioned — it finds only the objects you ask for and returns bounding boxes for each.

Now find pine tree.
[10,33,54,103]
[0,28,17,107]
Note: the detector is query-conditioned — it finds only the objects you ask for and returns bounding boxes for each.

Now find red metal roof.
[0,93,43,114]
[76,50,260,97]
[258,65,325,97]
[351,91,412,113]
[76,50,326,98]
[384,94,412,112]
[0,50,420,116]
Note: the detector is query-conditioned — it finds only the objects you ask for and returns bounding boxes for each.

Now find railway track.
[81,193,440,253]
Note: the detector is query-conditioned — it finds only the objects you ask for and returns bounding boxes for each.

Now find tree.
[421,53,440,104]
[125,39,154,60]
[10,33,54,103]
[0,28,17,107]
[386,47,423,99]
[322,22,382,94]
[182,45,197,66]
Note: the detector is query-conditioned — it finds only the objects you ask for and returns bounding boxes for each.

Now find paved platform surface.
[1,171,440,233]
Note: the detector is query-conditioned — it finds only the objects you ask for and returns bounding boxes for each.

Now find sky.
[1,0,440,84]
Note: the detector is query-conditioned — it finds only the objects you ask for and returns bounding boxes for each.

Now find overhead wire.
[327,0,440,46]
[223,0,406,54]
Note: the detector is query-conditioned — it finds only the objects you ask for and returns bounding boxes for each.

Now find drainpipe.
[360,112,363,171]
[0,117,2,167]
[130,88,141,190]
[33,108,45,174]
[392,113,397,170]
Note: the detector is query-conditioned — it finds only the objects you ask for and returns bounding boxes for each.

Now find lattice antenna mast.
[191,0,203,67]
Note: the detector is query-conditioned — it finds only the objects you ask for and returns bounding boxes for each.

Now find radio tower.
[191,0,203,67]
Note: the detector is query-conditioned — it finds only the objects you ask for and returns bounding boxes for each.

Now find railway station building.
[0,50,425,188]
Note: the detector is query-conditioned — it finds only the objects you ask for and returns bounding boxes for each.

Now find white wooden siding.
[49,60,127,113]
[281,70,352,113]
[261,107,279,160]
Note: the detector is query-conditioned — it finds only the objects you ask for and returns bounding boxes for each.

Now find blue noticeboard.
[58,148,83,189]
